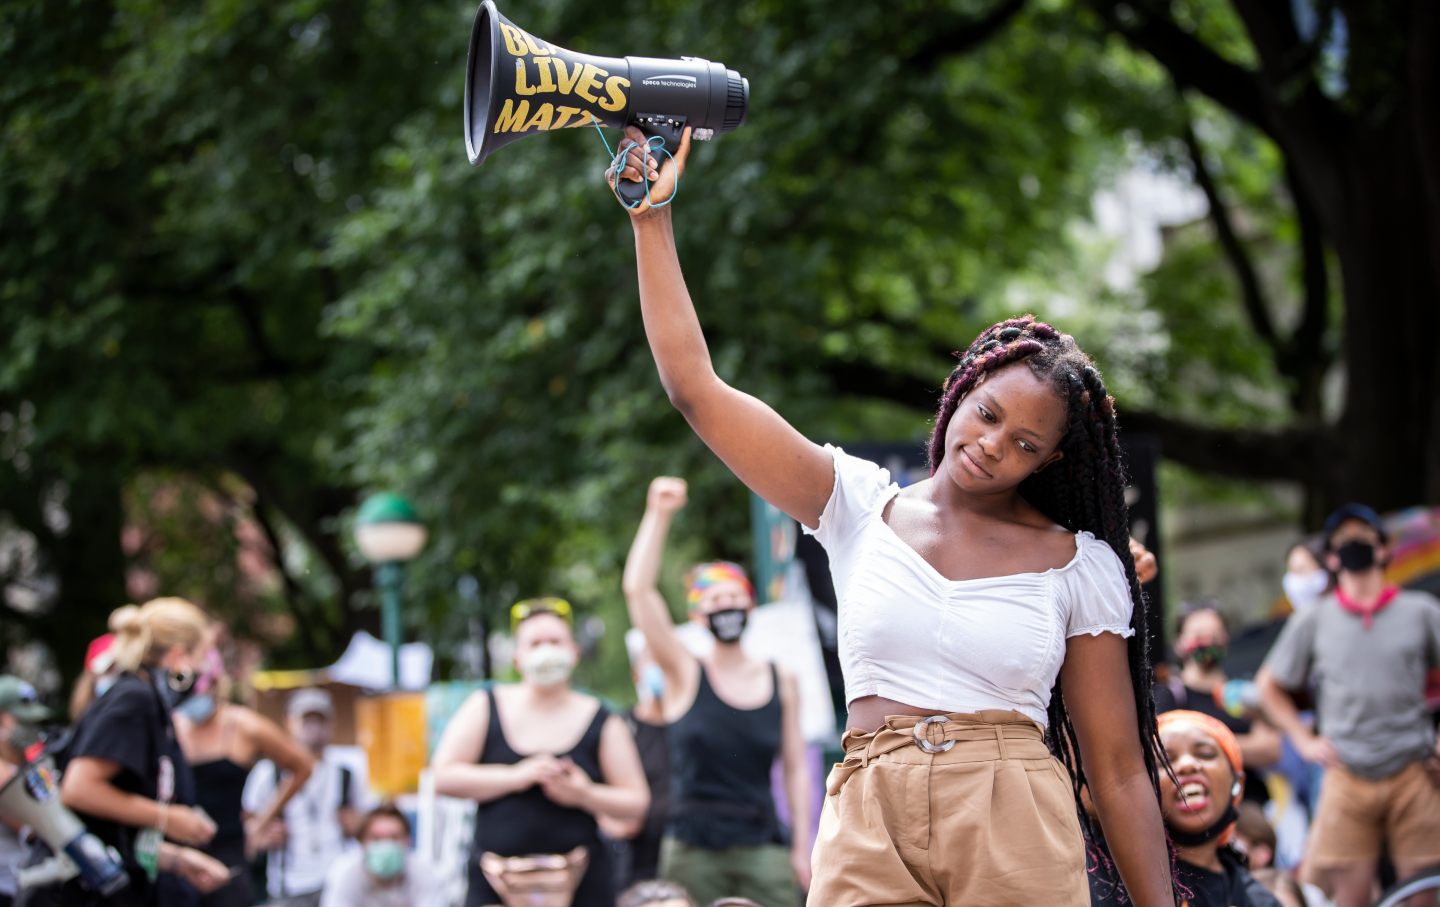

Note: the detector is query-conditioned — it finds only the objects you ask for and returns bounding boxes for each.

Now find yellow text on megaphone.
[493,23,629,134]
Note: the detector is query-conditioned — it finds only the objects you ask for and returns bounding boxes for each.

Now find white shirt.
[803,445,1135,726]
[243,748,373,898]
[320,849,443,907]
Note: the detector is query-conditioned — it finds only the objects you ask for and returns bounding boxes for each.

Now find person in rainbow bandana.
[623,476,811,907]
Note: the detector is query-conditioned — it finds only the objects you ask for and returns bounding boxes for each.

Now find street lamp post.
[353,493,427,688]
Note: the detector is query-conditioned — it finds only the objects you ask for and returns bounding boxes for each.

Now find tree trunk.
[1326,116,1440,512]
[39,472,128,686]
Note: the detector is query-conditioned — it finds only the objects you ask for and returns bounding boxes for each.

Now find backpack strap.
[339,765,353,811]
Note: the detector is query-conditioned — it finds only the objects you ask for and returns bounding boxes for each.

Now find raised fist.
[647,477,688,514]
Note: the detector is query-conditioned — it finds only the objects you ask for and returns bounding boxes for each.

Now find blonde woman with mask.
[43,599,230,906]
[432,598,649,907]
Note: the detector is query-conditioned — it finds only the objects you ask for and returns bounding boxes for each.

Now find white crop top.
[802,445,1135,727]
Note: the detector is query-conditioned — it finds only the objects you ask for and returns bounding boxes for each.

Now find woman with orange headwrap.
[1091,710,1281,906]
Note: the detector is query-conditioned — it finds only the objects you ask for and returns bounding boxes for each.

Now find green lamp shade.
[354,493,427,563]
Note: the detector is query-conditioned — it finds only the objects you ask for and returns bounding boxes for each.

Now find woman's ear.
[162,643,190,670]
[1034,450,1065,474]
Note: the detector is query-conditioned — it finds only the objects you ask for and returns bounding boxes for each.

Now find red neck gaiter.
[1335,584,1400,630]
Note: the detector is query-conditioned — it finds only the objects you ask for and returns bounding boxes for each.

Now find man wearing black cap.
[1256,504,1440,907]
[0,675,53,907]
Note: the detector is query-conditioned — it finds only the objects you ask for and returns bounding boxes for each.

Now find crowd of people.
[0,138,1437,907]
[0,479,1437,907]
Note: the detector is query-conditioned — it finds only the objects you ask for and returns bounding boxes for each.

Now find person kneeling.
[319,805,439,907]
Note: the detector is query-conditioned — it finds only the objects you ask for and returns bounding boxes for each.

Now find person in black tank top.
[175,641,314,907]
[624,479,812,906]
[431,601,649,907]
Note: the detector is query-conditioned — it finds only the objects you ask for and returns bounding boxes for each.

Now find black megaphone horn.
[464,1,749,204]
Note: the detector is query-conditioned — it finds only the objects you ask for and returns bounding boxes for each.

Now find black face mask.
[1186,644,1227,670]
[1168,801,1239,847]
[707,608,748,644]
[1336,540,1378,573]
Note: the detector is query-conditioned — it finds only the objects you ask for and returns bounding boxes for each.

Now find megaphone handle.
[616,117,686,207]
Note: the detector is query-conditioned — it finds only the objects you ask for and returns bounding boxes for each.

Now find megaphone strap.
[594,125,679,209]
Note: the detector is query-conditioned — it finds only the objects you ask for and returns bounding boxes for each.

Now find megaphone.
[464,1,749,204]
[0,756,129,895]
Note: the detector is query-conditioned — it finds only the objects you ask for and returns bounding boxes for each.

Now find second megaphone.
[464,1,748,199]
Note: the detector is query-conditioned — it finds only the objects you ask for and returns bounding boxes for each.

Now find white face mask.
[1282,570,1329,613]
[518,644,576,687]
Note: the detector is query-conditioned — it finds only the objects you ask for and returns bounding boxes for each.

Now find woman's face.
[1160,723,1237,836]
[514,612,576,654]
[1175,610,1228,661]
[940,363,1067,493]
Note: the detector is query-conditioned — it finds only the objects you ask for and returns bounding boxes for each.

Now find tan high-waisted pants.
[807,710,1088,907]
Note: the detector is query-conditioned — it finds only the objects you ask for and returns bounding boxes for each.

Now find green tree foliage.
[3,0,1435,693]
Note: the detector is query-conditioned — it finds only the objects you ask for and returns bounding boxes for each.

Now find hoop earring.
[168,668,195,693]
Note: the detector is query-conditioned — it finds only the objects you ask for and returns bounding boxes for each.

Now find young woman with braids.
[605,128,1174,905]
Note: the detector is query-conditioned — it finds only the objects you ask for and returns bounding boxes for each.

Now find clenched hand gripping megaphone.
[0,756,129,895]
[464,1,749,205]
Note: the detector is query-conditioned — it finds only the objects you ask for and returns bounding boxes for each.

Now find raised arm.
[622,478,700,686]
[611,127,833,528]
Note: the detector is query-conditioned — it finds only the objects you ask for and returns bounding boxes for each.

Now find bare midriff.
[846,694,947,734]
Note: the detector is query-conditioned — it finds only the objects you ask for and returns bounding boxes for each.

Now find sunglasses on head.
[510,597,573,632]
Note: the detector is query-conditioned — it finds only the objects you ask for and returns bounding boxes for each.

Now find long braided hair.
[926,314,1166,815]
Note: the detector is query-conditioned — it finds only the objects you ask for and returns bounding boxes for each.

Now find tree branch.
[1116,408,1325,484]
[825,356,944,412]
[227,287,285,377]
[908,0,1029,70]
[1229,0,1342,140]
[1087,0,1272,137]
[228,460,366,661]
[201,472,329,659]
[1181,115,1281,356]
[1280,160,1331,417]
[1228,0,1307,85]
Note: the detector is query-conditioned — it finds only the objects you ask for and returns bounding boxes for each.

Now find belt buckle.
[913,715,955,754]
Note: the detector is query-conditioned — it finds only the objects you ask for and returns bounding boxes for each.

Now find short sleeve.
[66,680,159,785]
[801,445,899,551]
[1263,609,1318,690]
[1061,534,1137,639]
[242,759,277,815]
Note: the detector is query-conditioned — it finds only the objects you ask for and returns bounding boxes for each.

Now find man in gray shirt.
[1257,503,1440,907]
